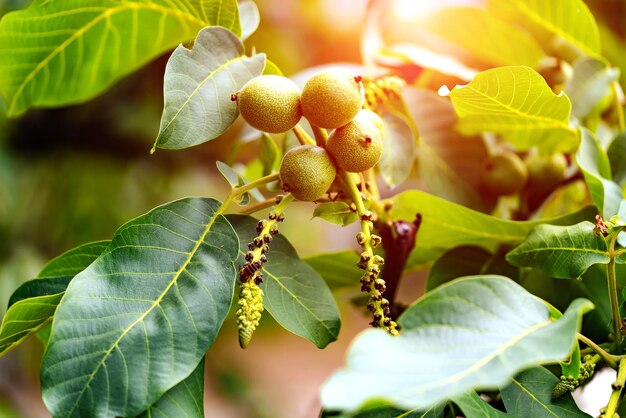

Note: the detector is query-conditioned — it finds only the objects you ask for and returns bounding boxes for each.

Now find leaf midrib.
[67,207,222,417]
[510,377,559,417]
[8,2,206,115]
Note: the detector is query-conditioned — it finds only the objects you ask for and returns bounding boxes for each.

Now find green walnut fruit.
[300,67,364,129]
[482,152,528,196]
[279,145,337,201]
[525,152,567,192]
[236,75,302,133]
[326,110,383,173]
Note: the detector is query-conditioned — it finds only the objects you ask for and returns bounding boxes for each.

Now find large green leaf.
[0,241,109,357]
[41,198,239,418]
[138,358,205,418]
[453,392,509,418]
[500,367,591,417]
[389,189,596,268]
[489,0,600,61]
[506,222,609,279]
[0,0,241,117]
[447,66,577,153]
[154,26,265,150]
[577,128,623,218]
[320,276,593,411]
[228,215,340,349]
[564,58,620,119]
[304,250,361,290]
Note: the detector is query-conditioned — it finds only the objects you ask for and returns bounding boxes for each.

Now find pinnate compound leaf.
[390,189,597,268]
[489,0,600,61]
[41,198,239,418]
[447,66,577,153]
[0,0,241,117]
[577,128,623,218]
[0,241,109,357]
[453,392,510,418]
[304,250,361,290]
[228,215,340,349]
[321,276,593,411]
[500,367,590,417]
[506,222,609,279]
[138,358,205,418]
[154,26,265,150]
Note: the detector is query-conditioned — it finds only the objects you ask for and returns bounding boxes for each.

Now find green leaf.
[453,392,509,418]
[41,198,239,417]
[313,202,359,227]
[216,161,264,204]
[378,112,415,188]
[404,87,494,212]
[304,250,361,290]
[608,132,626,187]
[322,401,445,418]
[259,133,279,177]
[0,0,241,117]
[154,26,265,150]
[506,222,610,279]
[489,0,600,61]
[320,276,593,411]
[564,58,619,119]
[238,0,259,41]
[390,189,596,268]
[500,367,591,417]
[138,358,205,418]
[577,128,623,218]
[447,66,577,153]
[418,6,544,68]
[0,241,108,357]
[228,215,340,348]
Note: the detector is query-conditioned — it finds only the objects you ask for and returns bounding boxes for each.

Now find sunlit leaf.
[489,0,601,61]
[0,241,108,357]
[506,222,609,279]
[378,112,415,188]
[313,202,359,227]
[154,26,265,150]
[41,198,239,417]
[390,189,596,268]
[321,276,593,411]
[322,401,445,418]
[564,58,619,118]
[0,0,241,117]
[453,392,510,418]
[577,128,623,218]
[447,66,577,153]
[138,358,205,418]
[500,367,590,417]
[228,215,340,348]
[239,0,259,41]
[304,250,361,290]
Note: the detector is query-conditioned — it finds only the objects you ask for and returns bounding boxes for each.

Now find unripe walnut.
[300,68,364,129]
[236,75,301,133]
[525,152,567,192]
[326,110,383,173]
[482,152,528,196]
[279,145,337,201]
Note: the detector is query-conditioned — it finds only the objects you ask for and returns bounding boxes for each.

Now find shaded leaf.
[0,0,241,117]
[564,58,619,119]
[321,276,593,411]
[577,128,623,218]
[0,241,108,357]
[138,358,205,418]
[378,112,415,188]
[313,202,359,227]
[506,222,609,279]
[259,133,278,177]
[489,0,601,61]
[228,215,340,348]
[154,26,265,150]
[304,250,361,290]
[390,189,596,268]
[41,198,239,417]
[322,401,445,418]
[453,392,509,418]
[500,367,591,417]
[608,132,626,188]
[447,66,577,153]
